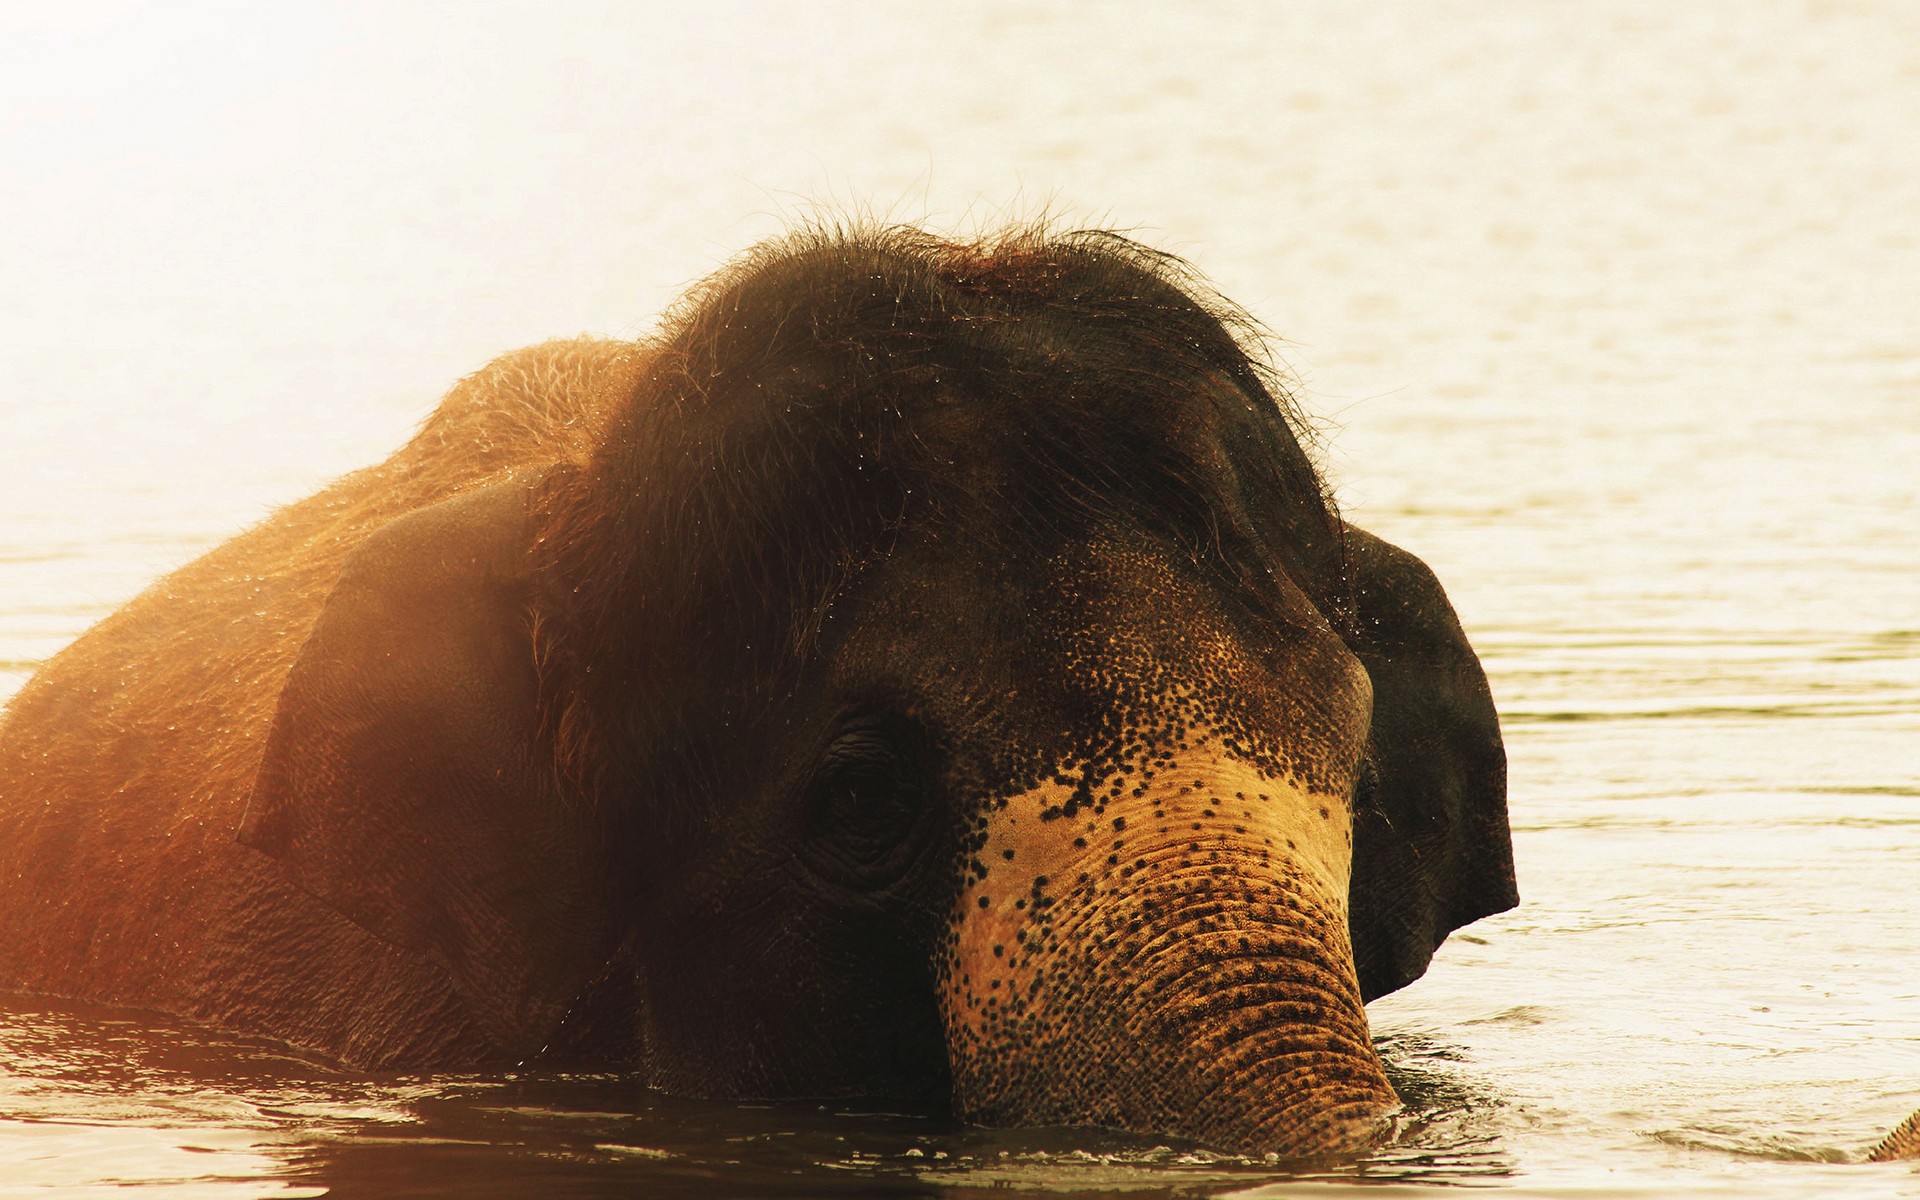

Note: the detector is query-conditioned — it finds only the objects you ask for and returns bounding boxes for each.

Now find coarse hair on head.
[533,219,1348,809]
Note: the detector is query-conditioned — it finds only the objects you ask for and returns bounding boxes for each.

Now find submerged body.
[0,227,1519,1158]
[0,341,642,1065]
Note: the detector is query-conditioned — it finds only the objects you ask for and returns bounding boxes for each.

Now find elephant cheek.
[939,739,1397,1159]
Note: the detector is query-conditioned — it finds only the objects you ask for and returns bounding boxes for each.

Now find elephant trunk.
[941,739,1397,1159]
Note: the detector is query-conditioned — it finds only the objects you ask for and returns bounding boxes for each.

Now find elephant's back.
[0,338,641,1051]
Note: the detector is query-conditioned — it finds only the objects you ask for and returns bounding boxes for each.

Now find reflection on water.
[3,1,1919,1197]
[0,996,1514,1197]
[4,991,1904,1195]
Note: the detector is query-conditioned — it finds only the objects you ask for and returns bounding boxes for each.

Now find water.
[3,2,1918,1195]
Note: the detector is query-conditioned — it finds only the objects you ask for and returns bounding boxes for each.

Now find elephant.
[0,225,1521,1160]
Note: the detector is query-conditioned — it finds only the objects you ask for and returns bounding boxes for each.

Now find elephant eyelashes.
[1350,755,1382,815]
[800,716,938,887]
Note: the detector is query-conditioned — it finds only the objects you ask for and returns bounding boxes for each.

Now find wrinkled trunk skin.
[941,732,1397,1159]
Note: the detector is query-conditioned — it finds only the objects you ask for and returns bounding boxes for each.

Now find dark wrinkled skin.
[0,226,1520,1160]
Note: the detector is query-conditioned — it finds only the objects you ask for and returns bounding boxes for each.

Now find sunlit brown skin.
[0,340,643,1064]
[0,226,1518,1158]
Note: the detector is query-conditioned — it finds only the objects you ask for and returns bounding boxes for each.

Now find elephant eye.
[818,760,919,843]
[802,716,936,885]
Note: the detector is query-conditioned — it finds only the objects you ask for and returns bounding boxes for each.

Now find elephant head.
[239,227,1515,1158]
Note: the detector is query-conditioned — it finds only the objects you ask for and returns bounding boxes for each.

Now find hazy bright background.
[2,2,1917,1196]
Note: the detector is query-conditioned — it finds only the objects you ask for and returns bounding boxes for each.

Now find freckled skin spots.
[841,539,1396,1158]
[944,734,1392,1156]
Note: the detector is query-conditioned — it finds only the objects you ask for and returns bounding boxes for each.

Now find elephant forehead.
[838,537,1371,799]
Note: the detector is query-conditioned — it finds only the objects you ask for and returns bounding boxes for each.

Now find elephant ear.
[1340,524,1517,1002]
[239,469,607,1057]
